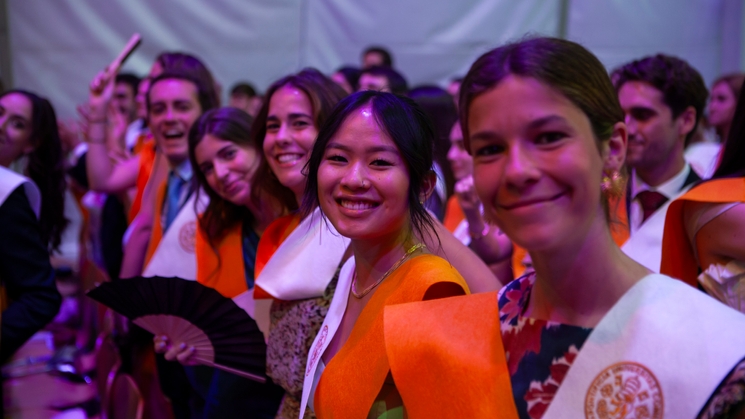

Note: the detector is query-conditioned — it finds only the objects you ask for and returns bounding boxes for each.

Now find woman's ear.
[602,122,627,173]
[419,171,437,203]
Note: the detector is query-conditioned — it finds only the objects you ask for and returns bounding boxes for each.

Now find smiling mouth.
[163,129,184,140]
[338,199,379,211]
[501,191,568,210]
[276,153,304,164]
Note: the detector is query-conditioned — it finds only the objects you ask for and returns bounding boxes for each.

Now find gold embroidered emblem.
[585,362,663,419]
[179,221,197,253]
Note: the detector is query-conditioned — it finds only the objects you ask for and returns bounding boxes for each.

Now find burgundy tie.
[636,190,668,223]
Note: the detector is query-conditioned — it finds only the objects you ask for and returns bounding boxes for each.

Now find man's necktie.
[636,190,668,223]
[164,171,185,231]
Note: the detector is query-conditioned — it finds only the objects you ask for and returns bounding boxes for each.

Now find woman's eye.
[266,123,279,131]
[474,144,504,156]
[293,120,310,128]
[325,154,346,162]
[200,164,213,175]
[371,159,393,167]
[223,149,236,159]
[535,132,567,145]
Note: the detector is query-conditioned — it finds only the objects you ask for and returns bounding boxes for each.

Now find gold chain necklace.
[351,243,426,299]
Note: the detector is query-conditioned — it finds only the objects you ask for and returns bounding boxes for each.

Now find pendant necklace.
[351,243,426,299]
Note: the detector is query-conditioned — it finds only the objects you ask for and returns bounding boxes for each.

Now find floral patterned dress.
[498,274,745,419]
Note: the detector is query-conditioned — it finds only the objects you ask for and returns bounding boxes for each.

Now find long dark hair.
[2,90,68,251]
[712,82,745,178]
[302,90,438,242]
[189,108,265,248]
[251,68,347,210]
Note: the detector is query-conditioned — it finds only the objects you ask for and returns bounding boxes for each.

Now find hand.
[154,335,198,365]
[454,175,481,213]
[88,67,117,117]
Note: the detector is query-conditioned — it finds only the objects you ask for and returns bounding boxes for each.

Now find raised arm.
[83,68,140,193]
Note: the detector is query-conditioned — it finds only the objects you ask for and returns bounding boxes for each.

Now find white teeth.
[341,200,375,210]
[277,154,302,163]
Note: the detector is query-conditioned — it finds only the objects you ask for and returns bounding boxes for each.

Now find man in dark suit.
[611,54,708,271]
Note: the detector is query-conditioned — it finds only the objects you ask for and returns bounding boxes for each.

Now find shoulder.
[404,254,467,286]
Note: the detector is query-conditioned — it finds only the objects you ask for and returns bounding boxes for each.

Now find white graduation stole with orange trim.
[254,208,350,300]
[543,274,745,419]
[142,192,208,280]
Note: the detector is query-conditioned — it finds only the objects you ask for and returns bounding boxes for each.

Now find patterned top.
[498,274,745,419]
[266,267,339,419]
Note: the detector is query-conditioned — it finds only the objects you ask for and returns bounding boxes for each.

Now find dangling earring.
[601,170,624,197]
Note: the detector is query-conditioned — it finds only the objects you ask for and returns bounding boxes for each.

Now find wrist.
[469,223,490,240]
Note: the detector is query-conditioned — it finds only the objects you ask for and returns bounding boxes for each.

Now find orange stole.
[660,177,745,287]
[143,179,167,269]
[253,214,301,299]
[313,255,468,418]
[442,195,465,233]
[195,223,248,298]
[384,292,518,419]
[128,138,156,223]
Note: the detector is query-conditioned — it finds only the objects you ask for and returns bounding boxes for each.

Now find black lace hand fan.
[87,276,267,383]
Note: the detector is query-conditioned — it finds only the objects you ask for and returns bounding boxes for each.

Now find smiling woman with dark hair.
[299,91,469,418]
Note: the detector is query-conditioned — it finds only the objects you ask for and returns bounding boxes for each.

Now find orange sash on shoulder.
[660,177,745,287]
[313,255,468,418]
[384,292,518,418]
[128,138,156,223]
[195,223,247,298]
[442,195,465,233]
[143,179,166,269]
[253,214,301,299]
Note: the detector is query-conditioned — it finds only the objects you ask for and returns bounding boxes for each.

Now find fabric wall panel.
[9,0,303,118]
[303,0,559,87]
[566,0,723,85]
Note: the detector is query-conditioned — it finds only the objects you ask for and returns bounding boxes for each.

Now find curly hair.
[2,90,68,251]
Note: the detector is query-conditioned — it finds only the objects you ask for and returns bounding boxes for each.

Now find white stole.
[543,274,745,419]
[299,257,356,418]
[142,192,208,280]
[622,187,691,272]
[452,219,471,246]
[254,208,350,300]
[0,166,40,218]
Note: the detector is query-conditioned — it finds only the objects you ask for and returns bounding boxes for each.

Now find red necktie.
[636,190,668,223]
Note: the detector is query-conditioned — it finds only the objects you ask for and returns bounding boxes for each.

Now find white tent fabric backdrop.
[7,0,741,118]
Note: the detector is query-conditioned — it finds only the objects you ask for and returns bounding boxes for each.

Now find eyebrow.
[526,115,570,130]
[469,115,571,143]
[0,106,29,122]
[326,141,399,154]
[267,112,313,121]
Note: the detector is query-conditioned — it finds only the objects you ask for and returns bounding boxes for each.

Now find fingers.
[175,345,197,365]
[153,335,169,353]
[164,341,196,365]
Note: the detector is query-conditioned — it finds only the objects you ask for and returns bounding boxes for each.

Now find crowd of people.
[1,36,744,419]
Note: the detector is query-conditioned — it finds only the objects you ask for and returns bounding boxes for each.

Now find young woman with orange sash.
[661,84,745,313]
[161,107,284,417]
[299,91,470,418]
[383,37,745,419]
[247,69,349,419]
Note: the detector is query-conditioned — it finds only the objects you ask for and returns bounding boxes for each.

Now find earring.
[601,171,624,197]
